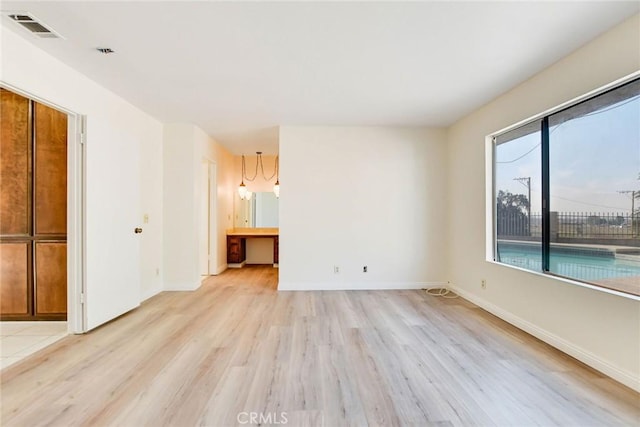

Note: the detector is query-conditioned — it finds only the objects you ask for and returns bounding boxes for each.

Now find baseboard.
[141,286,162,302]
[228,261,246,269]
[449,284,640,393]
[214,264,228,275]
[277,281,447,291]
[164,280,202,292]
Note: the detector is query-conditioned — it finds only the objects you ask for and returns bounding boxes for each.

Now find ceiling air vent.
[6,12,62,39]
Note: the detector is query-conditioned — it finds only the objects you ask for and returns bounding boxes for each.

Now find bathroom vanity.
[226,228,279,268]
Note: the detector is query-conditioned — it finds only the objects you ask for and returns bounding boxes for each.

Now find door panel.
[35,103,68,235]
[0,89,30,236]
[35,242,67,314]
[0,243,30,315]
[85,121,140,330]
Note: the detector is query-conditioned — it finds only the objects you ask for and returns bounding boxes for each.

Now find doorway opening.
[0,84,85,369]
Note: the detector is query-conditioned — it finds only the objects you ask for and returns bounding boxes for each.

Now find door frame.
[0,82,86,334]
[209,161,218,275]
[199,159,210,277]
[199,158,218,277]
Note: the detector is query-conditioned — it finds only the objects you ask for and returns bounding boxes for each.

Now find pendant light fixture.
[237,154,248,199]
[273,162,280,199]
[238,152,280,199]
[238,180,247,199]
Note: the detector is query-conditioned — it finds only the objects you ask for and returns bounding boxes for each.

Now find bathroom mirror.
[234,192,279,228]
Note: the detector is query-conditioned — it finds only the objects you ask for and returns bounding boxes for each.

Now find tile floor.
[0,321,67,370]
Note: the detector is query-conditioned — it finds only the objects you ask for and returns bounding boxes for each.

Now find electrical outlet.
[363,266,368,273]
[481,279,487,289]
[334,266,340,274]
[143,214,149,224]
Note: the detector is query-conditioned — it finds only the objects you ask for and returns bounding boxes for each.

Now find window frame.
[487,71,640,300]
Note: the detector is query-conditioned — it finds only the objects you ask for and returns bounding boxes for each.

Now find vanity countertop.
[227,228,279,237]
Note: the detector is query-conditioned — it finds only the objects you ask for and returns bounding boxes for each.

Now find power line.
[496,95,639,164]
[550,195,629,211]
[496,143,539,164]
[581,95,639,118]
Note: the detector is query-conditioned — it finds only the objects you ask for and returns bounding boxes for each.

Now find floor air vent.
[6,12,62,39]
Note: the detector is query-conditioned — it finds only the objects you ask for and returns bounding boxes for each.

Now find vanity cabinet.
[226,236,246,264]
[226,228,278,267]
[273,236,279,264]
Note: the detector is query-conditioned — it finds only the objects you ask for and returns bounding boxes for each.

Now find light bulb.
[273,181,280,199]
[238,182,247,198]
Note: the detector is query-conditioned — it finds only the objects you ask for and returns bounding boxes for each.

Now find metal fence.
[496,211,531,237]
[497,211,638,239]
[556,212,635,238]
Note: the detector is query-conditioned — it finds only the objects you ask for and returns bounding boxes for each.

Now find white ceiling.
[2,1,638,154]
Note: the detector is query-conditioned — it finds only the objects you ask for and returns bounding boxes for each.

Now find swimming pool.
[496,241,640,282]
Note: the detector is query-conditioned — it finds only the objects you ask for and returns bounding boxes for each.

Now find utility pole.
[618,190,637,236]
[514,177,531,236]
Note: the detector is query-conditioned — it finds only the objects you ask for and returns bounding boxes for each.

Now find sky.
[495,93,639,214]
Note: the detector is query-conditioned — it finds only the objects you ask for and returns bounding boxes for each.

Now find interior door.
[84,119,141,330]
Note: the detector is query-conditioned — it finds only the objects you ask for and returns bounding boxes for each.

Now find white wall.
[446,14,640,391]
[163,124,199,290]
[140,122,164,301]
[163,123,235,288]
[279,126,448,290]
[1,26,164,329]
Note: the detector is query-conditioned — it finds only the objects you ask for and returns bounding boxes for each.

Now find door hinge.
[79,116,87,145]
[79,292,85,304]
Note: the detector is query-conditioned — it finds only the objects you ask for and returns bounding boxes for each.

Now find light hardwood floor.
[1,266,638,426]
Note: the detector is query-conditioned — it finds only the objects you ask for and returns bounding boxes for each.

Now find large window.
[494,78,640,297]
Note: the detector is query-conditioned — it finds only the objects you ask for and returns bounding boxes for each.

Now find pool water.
[496,243,640,282]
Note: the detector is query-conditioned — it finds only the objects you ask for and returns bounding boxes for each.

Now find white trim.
[485,135,495,262]
[277,281,447,291]
[0,82,86,334]
[67,114,87,334]
[449,284,640,393]
[228,261,246,269]
[209,161,217,277]
[487,259,640,301]
[164,281,202,291]
[214,263,228,275]
[141,286,162,302]
[0,81,78,116]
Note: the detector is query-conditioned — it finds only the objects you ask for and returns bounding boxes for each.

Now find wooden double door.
[1,88,68,320]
